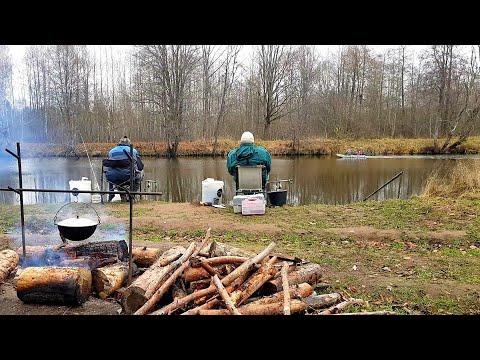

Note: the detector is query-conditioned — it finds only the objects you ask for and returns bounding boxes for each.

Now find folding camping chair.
[235,165,266,197]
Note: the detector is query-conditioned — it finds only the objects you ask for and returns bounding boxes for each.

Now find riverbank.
[9,136,480,158]
[1,193,479,315]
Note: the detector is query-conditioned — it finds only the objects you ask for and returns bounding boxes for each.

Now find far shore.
[4,136,480,158]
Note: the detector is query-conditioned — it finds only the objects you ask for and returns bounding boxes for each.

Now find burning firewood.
[0,249,19,283]
[16,266,92,305]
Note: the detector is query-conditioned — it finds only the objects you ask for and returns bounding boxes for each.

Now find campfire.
[0,227,380,315]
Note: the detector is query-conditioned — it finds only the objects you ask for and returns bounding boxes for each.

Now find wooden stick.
[337,310,397,315]
[318,298,365,315]
[212,274,241,315]
[229,256,278,306]
[150,242,276,315]
[181,298,222,315]
[198,299,306,315]
[143,242,196,299]
[134,228,212,315]
[281,261,291,315]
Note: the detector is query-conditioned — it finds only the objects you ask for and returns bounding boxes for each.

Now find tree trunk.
[263,262,322,294]
[0,249,19,282]
[92,263,131,299]
[16,266,92,305]
[121,245,186,314]
[132,247,162,267]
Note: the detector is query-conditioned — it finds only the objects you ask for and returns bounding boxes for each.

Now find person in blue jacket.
[104,136,144,202]
[226,131,272,190]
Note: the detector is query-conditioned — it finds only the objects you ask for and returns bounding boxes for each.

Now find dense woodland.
[1,45,480,157]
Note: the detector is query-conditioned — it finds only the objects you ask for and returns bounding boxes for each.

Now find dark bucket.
[267,190,288,206]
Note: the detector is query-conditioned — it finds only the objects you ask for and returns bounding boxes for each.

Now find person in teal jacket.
[226,131,272,190]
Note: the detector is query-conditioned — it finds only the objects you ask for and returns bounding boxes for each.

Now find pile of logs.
[0,230,372,314]
[119,228,367,315]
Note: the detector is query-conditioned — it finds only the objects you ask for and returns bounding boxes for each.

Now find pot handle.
[54,202,101,225]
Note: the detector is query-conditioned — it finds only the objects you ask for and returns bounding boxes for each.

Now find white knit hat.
[240,131,254,144]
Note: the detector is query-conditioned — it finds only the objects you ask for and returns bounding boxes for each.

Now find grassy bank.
[13,136,480,158]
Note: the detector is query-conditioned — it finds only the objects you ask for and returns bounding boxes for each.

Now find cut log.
[0,249,19,282]
[132,247,162,267]
[60,257,97,270]
[263,262,323,294]
[198,299,307,315]
[121,245,186,314]
[92,263,131,299]
[62,240,129,261]
[154,245,187,266]
[243,283,313,307]
[16,266,92,305]
[191,256,248,267]
[303,293,342,309]
[200,241,256,258]
[184,264,232,283]
[317,298,365,315]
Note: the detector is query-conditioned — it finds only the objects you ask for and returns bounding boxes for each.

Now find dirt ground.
[1,201,478,315]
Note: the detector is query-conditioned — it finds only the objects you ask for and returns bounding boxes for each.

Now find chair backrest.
[236,165,264,193]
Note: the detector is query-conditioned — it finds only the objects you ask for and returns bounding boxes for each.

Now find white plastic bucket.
[201,178,224,205]
[69,177,92,203]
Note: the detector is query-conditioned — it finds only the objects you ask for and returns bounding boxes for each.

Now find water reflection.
[0,155,475,206]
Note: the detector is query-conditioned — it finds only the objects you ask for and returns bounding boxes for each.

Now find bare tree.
[257,45,295,139]
[136,45,199,157]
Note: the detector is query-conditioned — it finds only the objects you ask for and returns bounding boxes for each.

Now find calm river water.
[0,155,477,206]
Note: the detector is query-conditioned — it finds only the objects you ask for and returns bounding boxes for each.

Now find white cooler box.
[232,194,266,214]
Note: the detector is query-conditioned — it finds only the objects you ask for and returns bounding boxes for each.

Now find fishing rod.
[79,132,100,191]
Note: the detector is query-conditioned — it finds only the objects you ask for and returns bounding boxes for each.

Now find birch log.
[0,249,19,282]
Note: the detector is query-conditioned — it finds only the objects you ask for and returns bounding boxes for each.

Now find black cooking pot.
[56,215,99,241]
[54,202,101,242]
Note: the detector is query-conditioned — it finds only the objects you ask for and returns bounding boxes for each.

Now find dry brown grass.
[422,160,480,198]
[16,136,480,157]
